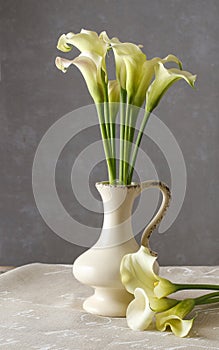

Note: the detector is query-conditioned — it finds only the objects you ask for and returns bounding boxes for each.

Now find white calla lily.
[120,245,158,296]
[55,54,104,103]
[102,32,146,98]
[133,54,182,107]
[156,299,195,338]
[126,287,179,331]
[146,62,196,113]
[126,288,155,331]
[56,29,109,103]
[120,246,179,310]
[57,29,108,56]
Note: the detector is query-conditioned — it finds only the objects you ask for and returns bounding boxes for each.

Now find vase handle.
[140,181,171,249]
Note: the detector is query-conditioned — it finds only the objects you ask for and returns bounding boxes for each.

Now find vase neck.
[95,183,141,248]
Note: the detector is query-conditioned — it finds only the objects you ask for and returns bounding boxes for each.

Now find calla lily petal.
[108,80,120,103]
[133,59,156,106]
[57,29,108,56]
[108,80,120,123]
[154,276,179,299]
[126,288,178,331]
[56,30,109,101]
[161,54,182,69]
[113,49,146,96]
[156,299,195,337]
[120,245,158,295]
[126,288,155,331]
[73,55,105,102]
[122,54,146,97]
[56,34,73,52]
[112,42,145,56]
[79,51,107,84]
[55,55,104,103]
[146,62,196,113]
[55,56,74,73]
[103,34,146,96]
[133,54,182,107]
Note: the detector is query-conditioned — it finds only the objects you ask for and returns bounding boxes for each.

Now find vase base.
[83,287,133,317]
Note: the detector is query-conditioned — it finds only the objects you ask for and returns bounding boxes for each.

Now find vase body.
[73,181,170,317]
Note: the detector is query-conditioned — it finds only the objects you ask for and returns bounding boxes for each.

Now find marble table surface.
[0,263,218,350]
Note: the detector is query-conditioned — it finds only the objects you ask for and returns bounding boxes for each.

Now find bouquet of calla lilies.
[55,29,196,185]
[56,29,219,337]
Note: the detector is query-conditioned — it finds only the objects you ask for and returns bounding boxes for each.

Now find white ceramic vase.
[73,180,170,317]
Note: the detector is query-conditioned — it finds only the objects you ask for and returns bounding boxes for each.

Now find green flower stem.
[126,107,140,185]
[102,81,116,181]
[101,70,110,142]
[105,101,116,177]
[103,83,116,177]
[110,120,116,178]
[175,283,219,292]
[103,102,110,139]
[194,292,219,306]
[128,110,151,183]
[96,103,115,184]
[123,98,132,185]
[119,89,127,184]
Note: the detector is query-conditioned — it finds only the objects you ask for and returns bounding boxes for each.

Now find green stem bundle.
[127,110,151,184]
[119,90,127,184]
[96,86,153,185]
[194,291,219,306]
[96,103,115,184]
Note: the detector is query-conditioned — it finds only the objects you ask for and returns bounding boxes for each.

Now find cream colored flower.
[156,299,195,337]
[57,29,108,57]
[56,29,109,103]
[101,32,146,99]
[55,53,105,103]
[120,245,158,296]
[112,47,146,98]
[133,54,182,107]
[126,287,178,331]
[120,245,183,300]
[126,288,155,331]
[146,62,196,113]
[121,246,179,332]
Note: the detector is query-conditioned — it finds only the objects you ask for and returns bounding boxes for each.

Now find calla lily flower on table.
[126,287,179,332]
[120,244,219,337]
[155,299,195,338]
[126,288,155,331]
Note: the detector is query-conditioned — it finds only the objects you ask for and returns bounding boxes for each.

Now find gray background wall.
[0,0,219,266]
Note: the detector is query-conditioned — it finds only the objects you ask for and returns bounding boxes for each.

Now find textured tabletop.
[0,263,218,350]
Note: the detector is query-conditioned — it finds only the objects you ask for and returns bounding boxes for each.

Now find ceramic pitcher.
[73,180,170,317]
